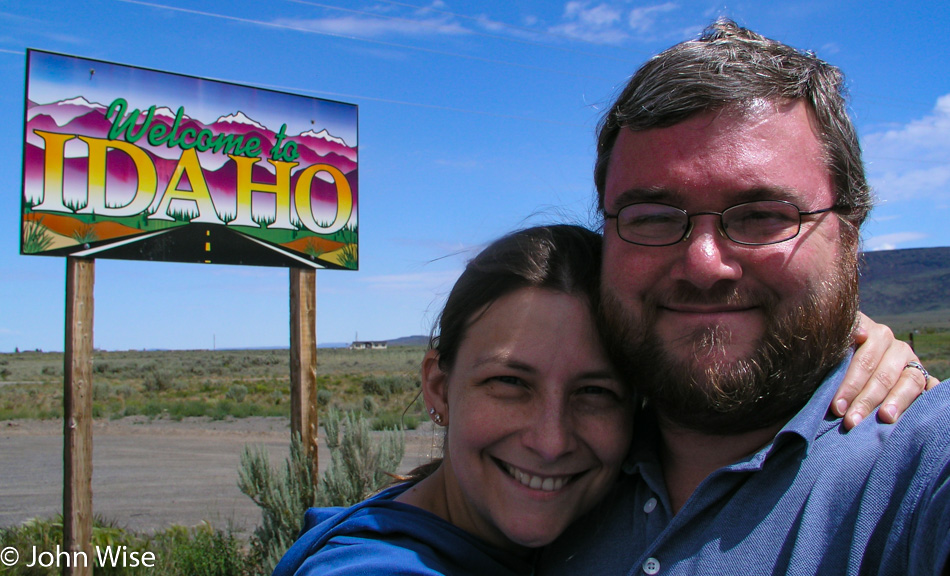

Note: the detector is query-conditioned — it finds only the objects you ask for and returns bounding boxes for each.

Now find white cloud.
[872,166,950,202]
[476,14,508,33]
[862,231,928,252]
[363,269,462,293]
[296,16,464,36]
[862,94,950,203]
[548,1,680,44]
[549,1,627,44]
[566,2,623,27]
[819,42,841,55]
[272,9,468,39]
[273,2,685,49]
[628,2,677,34]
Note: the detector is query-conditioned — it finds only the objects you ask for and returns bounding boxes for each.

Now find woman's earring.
[428,407,443,425]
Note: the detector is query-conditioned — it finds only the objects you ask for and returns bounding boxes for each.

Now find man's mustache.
[652,282,777,310]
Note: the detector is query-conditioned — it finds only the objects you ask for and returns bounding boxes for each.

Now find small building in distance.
[350,340,388,350]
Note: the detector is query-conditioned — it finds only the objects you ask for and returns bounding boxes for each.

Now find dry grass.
[0,347,428,427]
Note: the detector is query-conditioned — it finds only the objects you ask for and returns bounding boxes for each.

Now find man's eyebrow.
[732,186,804,204]
[607,187,672,211]
[607,185,807,211]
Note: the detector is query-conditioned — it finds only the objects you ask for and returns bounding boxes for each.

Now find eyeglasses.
[604,200,840,247]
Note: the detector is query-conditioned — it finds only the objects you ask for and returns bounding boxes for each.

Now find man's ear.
[421,349,449,426]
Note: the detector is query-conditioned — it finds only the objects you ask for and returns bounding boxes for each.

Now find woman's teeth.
[502,462,571,492]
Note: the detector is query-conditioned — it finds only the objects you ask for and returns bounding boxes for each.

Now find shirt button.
[643,497,657,513]
[643,557,660,575]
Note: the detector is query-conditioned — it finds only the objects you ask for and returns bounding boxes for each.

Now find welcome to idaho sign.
[21,50,359,269]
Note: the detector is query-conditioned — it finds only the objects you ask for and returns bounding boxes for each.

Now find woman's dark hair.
[429,224,603,372]
[398,225,604,483]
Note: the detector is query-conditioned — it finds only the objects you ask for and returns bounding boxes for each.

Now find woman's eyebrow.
[471,353,537,374]
[575,370,619,382]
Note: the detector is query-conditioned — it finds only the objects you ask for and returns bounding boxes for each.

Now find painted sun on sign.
[21,50,359,270]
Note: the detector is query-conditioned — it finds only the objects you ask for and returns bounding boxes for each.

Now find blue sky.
[1,1,948,352]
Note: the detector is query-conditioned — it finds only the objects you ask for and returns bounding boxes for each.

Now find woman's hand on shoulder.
[833,312,940,430]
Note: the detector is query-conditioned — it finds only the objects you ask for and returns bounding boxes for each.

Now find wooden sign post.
[63,257,95,576]
[290,268,319,486]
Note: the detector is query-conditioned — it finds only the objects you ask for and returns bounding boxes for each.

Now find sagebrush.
[238,408,405,572]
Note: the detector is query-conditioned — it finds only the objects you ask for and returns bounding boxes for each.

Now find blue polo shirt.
[540,357,950,575]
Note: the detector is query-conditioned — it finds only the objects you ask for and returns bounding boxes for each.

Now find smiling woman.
[270,224,932,576]
[409,287,632,552]
[272,224,627,575]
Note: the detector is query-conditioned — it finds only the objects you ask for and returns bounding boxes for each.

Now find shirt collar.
[772,350,852,456]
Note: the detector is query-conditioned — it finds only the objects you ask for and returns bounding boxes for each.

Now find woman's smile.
[496,458,578,493]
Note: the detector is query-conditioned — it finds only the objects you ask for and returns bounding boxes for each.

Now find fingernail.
[851,413,863,427]
[882,404,898,421]
[835,398,848,415]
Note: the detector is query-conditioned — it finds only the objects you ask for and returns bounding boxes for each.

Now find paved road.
[0,417,440,535]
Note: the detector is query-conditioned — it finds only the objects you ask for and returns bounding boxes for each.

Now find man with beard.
[540,19,950,576]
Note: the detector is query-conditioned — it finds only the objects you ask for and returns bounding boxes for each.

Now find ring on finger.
[904,361,930,386]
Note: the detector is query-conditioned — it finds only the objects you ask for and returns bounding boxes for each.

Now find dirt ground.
[0,416,442,535]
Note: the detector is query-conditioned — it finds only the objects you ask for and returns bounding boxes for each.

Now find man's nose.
[670,215,742,290]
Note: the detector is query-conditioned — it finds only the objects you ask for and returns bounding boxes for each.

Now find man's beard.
[600,251,859,435]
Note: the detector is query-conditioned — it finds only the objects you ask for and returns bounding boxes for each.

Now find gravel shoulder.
[0,416,441,535]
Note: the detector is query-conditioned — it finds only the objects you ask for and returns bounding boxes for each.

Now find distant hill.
[387,335,430,347]
[318,335,428,348]
[859,246,950,331]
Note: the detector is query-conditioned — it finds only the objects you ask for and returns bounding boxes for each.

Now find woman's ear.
[421,349,449,426]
